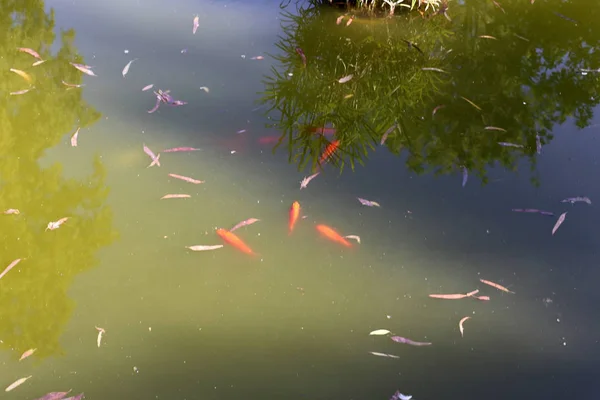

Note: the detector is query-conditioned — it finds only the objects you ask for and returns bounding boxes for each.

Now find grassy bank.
[317,0,449,17]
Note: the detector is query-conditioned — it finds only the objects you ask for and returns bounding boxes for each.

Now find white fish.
[199,86,210,93]
[122,59,137,77]
[70,127,80,147]
[369,329,391,336]
[552,212,567,235]
[398,393,413,400]
[142,84,154,91]
[5,375,32,392]
[338,74,353,83]
[186,245,224,251]
[96,326,105,348]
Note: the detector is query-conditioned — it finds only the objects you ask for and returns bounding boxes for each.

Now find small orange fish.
[315,224,351,247]
[289,201,300,234]
[318,140,340,165]
[216,228,255,256]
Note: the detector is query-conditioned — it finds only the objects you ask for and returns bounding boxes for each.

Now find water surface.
[1,0,599,399]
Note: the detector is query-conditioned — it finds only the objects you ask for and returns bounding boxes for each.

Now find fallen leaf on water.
[193,15,199,34]
[344,235,361,244]
[186,245,224,251]
[338,74,353,83]
[19,348,36,361]
[70,62,97,77]
[96,326,105,348]
[161,194,191,199]
[369,351,399,359]
[5,375,32,392]
[357,197,381,207]
[369,329,391,336]
[10,88,33,95]
[17,47,42,59]
[122,59,137,77]
[484,126,506,132]
[70,127,80,147]
[46,217,69,231]
[34,390,71,400]
[479,278,515,294]
[460,96,482,111]
[552,212,567,235]
[168,173,204,184]
[459,316,471,337]
[0,258,23,280]
[62,81,84,88]
[10,68,32,83]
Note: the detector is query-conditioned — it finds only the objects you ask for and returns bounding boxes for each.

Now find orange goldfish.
[319,140,340,165]
[315,224,351,247]
[289,201,300,234]
[216,228,255,256]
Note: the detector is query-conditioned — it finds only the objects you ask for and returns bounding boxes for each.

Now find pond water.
[1,0,599,399]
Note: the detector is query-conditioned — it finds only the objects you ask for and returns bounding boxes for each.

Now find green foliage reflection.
[0,0,118,361]
[260,0,600,184]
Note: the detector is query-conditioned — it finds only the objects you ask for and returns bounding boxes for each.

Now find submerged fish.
[315,224,351,248]
[319,140,340,165]
[216,228,256,256]
[338,74,353,83]
[289,201,300,234]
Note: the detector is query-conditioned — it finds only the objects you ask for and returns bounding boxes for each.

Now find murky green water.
[1,0,599,399]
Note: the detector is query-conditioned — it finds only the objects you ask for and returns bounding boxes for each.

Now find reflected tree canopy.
[0,0,118,361]
[260,0,600,184]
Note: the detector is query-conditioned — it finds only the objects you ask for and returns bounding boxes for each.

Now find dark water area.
[1,0,599,399]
